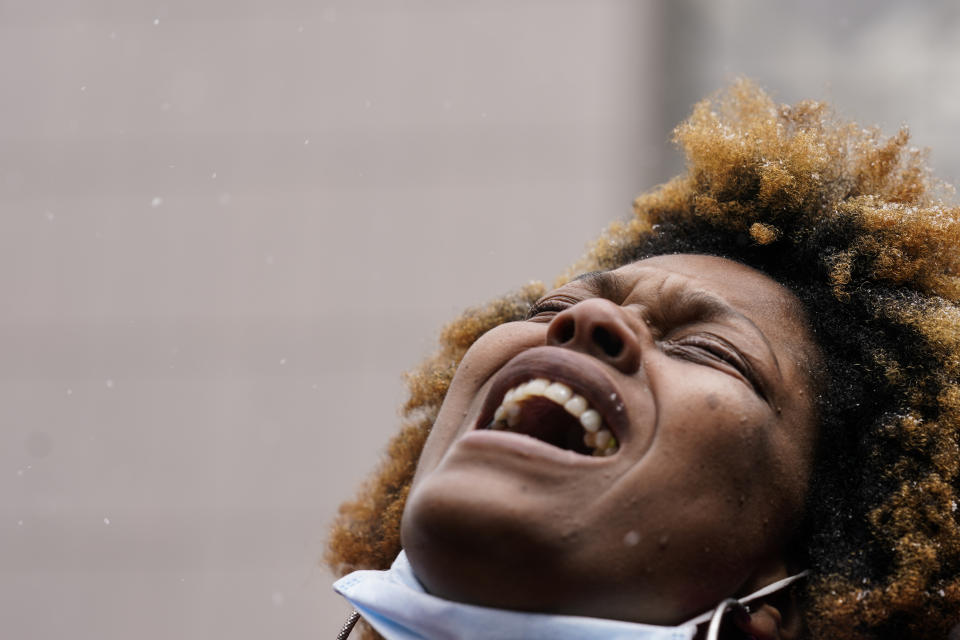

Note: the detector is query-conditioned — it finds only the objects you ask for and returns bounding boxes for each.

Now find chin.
[400,474,583,613]
[402,470,562,566]
[399,474,687,624]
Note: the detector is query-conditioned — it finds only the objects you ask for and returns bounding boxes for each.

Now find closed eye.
[663,334,766,398]
[526,295,581,321]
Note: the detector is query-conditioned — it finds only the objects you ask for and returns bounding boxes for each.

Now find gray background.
[3,1,959,638]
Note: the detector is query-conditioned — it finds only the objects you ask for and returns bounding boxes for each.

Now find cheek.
[448,322,543,390]
[656,379,776,497]
[414,323,543,478]
[602,387,784,586]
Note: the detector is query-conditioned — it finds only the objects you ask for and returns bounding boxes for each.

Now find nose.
[545,299,642,374]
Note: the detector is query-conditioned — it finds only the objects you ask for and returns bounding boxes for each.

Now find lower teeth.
[489,411,619,456]
[584,428,618,456]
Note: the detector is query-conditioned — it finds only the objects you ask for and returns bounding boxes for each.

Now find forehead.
[621,254,799,313]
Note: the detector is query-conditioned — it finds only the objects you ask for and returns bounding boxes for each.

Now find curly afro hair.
[326,80,960,639]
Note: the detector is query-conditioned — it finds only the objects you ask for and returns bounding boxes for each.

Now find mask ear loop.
[705,598,750,640]
[336,610,360,639]
[698,570,810,640]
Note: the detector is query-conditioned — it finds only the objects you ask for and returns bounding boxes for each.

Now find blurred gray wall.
[0,2,661,638]
[3,2,960,639]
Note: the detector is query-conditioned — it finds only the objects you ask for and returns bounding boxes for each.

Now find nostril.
[592,325,624,358]
[554,316,576,344]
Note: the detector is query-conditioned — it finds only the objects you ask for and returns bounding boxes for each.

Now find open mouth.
[484,377,619,457]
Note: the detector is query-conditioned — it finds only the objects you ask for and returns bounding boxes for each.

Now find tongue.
[513,396,593,455]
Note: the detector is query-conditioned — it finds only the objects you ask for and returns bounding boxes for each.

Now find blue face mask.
[334,551,807,640]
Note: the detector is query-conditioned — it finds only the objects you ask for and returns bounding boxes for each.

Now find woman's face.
[400,254,820,624]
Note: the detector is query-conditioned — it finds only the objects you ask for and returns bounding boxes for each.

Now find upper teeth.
[490,378,618,456]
